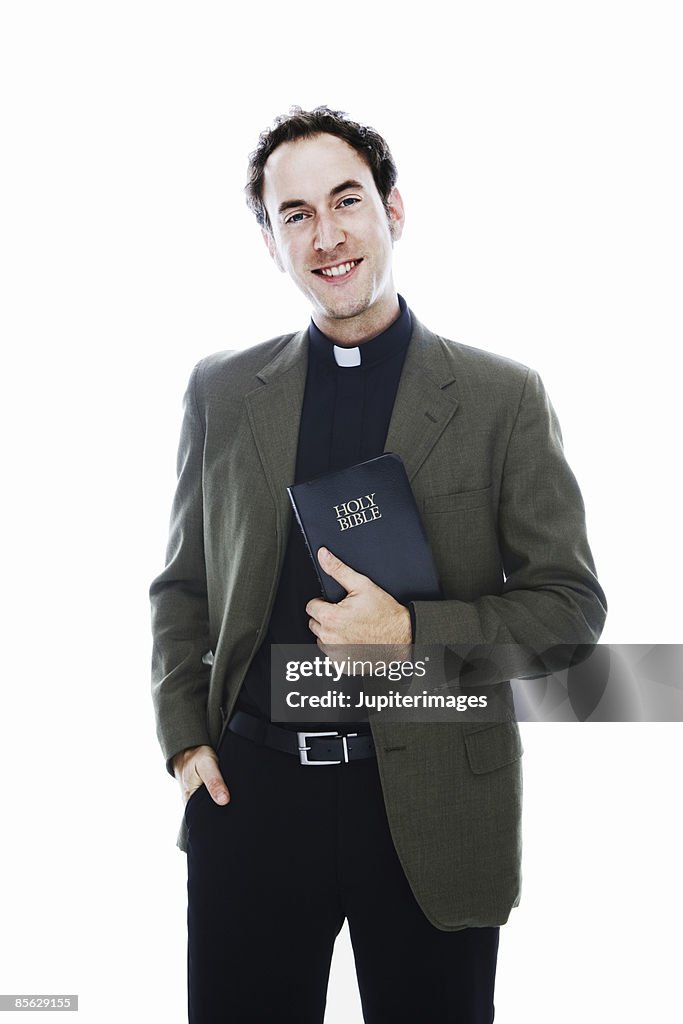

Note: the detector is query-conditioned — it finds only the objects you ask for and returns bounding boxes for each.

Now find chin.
[320,293,375,322]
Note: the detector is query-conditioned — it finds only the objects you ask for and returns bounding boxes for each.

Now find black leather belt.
[227,710,376,764]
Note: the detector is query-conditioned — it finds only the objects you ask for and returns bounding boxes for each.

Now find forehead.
[262,133,375,209]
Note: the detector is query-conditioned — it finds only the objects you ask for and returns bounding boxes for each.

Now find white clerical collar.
[333,344,361,367]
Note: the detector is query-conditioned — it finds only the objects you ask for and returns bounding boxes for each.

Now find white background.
[1,1,681,1021]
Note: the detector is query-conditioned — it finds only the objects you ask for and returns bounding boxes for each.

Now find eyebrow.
[277,179,365,217]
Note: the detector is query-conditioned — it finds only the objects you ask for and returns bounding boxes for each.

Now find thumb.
[317,547,367,593]
[195,751,231,806]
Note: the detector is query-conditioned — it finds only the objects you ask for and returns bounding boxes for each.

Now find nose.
[313,211,345,253]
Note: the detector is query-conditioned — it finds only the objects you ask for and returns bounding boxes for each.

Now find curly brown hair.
[245,105,398,235]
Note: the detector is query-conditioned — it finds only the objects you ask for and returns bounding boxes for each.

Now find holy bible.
[287,452,442,603]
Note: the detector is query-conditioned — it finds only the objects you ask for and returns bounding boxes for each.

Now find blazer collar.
[255,327,308,386]
[254,308,457,392]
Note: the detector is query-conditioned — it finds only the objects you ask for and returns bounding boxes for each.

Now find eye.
[285,211,308,225]
[337,196,360,209]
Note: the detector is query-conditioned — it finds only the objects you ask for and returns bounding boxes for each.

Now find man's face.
[261,132,404,343]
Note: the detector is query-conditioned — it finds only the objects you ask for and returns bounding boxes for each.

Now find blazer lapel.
[385,314,460,481]
[244,329,308,553]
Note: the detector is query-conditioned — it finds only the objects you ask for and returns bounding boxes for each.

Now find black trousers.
[186,726,499,1024]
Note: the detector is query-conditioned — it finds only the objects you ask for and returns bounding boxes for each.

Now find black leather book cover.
[287,452,442,604]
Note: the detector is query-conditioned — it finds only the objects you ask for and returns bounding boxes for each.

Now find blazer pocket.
[463,721,523,774]
[423,485,492,515]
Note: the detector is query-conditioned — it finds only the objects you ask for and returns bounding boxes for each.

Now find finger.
[193,754,231,805]
[182,763,201,806]
[317,547,368,593]
[206,771,231,806]
[305,597,327,620]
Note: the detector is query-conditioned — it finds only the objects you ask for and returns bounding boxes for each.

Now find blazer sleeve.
[410,367,607,676]
[149,360,213,776]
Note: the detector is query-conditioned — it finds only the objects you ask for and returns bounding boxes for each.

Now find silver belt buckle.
[297,730,358,765]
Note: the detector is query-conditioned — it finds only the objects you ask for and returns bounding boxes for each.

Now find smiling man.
[261,130,404,344]
[150,106,606,1023]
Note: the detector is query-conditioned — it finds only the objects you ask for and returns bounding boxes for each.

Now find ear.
[262,228,285,272]
[386,186,405,243]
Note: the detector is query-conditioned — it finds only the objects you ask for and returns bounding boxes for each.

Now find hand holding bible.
[305,546,412,656]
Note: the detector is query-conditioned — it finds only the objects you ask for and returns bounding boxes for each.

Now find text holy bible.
[287,452,442,604]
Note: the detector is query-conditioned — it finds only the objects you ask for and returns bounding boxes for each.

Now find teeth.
[320,260,358,278]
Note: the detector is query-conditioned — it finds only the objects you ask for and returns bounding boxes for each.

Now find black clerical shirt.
[234,294,413,731]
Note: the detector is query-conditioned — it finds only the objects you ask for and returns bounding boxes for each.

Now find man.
[150,106,606,1023]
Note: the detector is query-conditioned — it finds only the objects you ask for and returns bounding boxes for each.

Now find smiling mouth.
[312,258,363,279]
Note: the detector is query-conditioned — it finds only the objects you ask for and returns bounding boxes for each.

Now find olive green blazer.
[149,311,606,930]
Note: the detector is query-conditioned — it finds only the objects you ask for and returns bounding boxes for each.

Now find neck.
[312,292,401,347]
